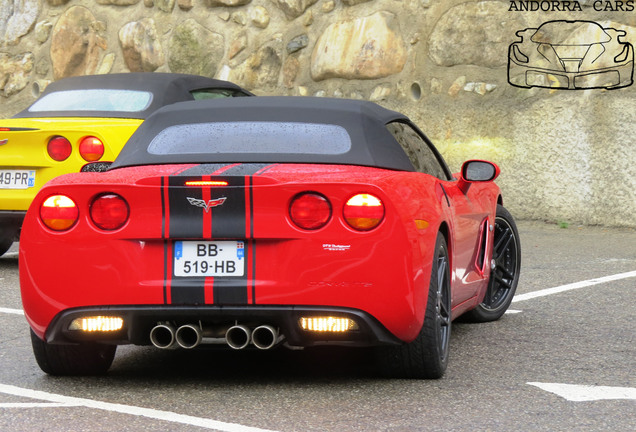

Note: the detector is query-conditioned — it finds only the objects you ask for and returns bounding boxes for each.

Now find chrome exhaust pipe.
[150,323,176,349]
[225,324,252,350]
[251,325,279,350]
[175,324,203,349]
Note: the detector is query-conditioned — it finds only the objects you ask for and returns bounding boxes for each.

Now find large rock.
[119,18,165,72]
[1,0,40,45]
[228,40,282,90]
[311,11,406,81]
[428,1,526,68]
[168,19,224,76]
[269,0,318,20]
[50,6,107,79]
[0,52,33,97]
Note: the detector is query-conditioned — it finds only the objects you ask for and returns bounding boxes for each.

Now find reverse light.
[79,136,104,162]
[69,316,124,332]
[90,193,129,230]
[40,195,79,231]
[299,317,359,333]
[185,180,229,187]
[289,192,332,230]
[47,136,72,161]
[344,193,385,231]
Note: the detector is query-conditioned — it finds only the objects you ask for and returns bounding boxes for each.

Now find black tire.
[0,238,12,257]
[377,232,451,379]
[464,204,521,322]
[0,226,17,256]
[30,329,116,375]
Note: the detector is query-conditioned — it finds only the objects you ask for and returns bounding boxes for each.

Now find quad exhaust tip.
[149,323,176,349]
[251,325,279,350]
[151,322,281,350]
[225,324,252,350]
[175,324,203,349]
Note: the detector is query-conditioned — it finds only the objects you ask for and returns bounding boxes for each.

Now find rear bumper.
[44,305,403,348]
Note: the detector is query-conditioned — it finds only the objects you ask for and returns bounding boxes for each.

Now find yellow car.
[0,73,253,255]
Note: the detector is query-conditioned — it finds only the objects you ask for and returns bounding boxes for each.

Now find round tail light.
[47,136,72,161]
[289,192,331,230]
[344,194,385,231]
[79,136,104,162]
[90,194,129,230]
[40,195,79,231]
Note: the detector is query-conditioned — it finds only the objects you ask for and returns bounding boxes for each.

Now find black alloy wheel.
[464,204,521,322]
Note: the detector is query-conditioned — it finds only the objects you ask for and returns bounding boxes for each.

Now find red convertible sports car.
[20,97,521,378]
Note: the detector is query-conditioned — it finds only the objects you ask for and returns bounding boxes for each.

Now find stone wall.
[2,0,636,226]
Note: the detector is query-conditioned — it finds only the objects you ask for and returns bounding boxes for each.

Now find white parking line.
[0,384,280,432]
[528,382,636,402]
[0,307,23,315]
[0,402,78,408]
[512,270,636,303]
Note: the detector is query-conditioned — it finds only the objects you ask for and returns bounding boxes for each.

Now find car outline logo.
[508,20,634,90]
[0,139,8,146]
[186,197,227,212]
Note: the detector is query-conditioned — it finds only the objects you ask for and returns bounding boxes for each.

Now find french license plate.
[0,170,36,189]
[174,241,245,277]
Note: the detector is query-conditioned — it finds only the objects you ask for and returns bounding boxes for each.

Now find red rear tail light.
[40,195,79,231]
[344,194,385,231]
[289,192,332,230]
[47,136,72,161]
[79,136,104,162]
[90,194,129,230]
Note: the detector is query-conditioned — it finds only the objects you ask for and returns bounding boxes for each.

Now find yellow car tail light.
[47,136,72,161]
[79,136,105,162]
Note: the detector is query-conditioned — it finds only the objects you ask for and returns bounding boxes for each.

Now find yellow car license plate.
[0,170,36,189]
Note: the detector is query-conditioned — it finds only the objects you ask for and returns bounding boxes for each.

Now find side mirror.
[80,161,113,173]
[457,160,500,194]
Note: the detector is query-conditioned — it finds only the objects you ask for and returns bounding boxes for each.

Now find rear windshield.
[28,89,153,113]
[191,89,250,100]
[147,121,352,156]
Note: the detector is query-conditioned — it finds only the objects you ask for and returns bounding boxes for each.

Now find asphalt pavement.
[0,220,634,431]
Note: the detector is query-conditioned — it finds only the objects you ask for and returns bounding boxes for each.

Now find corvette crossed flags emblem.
[186,197,227,212]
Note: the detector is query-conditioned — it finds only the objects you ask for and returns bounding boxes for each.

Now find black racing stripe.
[164,164,267,306]
[213,276,248,304]
[210,177,248,304]
[161,176,166,238]
[163,240,169,304]
[170,276,206,305]
[248,176,256,304]
[210,176,245,239]
[168,176,204,238]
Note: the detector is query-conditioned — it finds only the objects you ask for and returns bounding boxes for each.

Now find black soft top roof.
[14,73,253,119]
[111,96,416,172]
